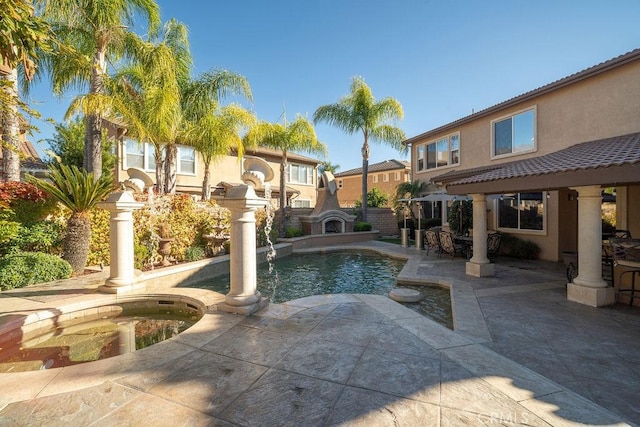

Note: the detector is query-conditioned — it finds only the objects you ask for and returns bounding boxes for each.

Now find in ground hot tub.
[0,296,204,373]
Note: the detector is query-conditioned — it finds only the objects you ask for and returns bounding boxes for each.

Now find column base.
[567,283,615,307]
[217,297,269,316]
[466,261,495,277]
[98,282,146,295]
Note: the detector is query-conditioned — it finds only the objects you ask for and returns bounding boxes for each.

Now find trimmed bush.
[499,234,541,260]
[0,252,72,290]
[354,221,372,232]
[185,245,206,262]
[285,227,303,238]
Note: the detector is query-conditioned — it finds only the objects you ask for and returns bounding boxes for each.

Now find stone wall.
[287,207,399,236]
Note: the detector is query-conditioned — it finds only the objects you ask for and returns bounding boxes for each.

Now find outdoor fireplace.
[299,172,355,235]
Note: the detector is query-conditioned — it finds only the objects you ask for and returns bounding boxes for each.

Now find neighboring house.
[334,159,411,207]
[404,49,640,307]
[0,126,48,181]
[113,134,321,207]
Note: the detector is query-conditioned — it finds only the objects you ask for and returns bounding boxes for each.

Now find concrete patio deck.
[0,240,638,426]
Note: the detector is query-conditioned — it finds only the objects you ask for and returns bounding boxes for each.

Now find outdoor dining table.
[454,235,474,259]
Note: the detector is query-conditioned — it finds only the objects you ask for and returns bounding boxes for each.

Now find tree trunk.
[279,155,287,237]
[85,47,107,179]
[164,143,177,194]
[361,134,370,222]
[154,143,164,194]
[1,68,21,182]
[63,212,92,275]
[202,159,211,201]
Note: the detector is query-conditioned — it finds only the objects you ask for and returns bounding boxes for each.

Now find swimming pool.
[186,251,453,328]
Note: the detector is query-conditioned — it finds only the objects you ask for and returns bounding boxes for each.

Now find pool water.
[187,251,453,328]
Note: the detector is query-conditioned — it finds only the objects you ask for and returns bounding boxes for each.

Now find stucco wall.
[287,207,399,236]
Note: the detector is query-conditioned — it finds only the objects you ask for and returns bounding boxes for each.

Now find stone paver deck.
[0,240,638,426]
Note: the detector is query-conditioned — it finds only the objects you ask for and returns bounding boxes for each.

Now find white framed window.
[492,107,536,158]
[394,172,400,181]
[497,192,545,231]
[416,132,460,171]
[291,199,311,208]
[177,146,196,175]
[124,139,157,171]
[372,174,378,183]
[382,173,389,182]
[287,163,314,185]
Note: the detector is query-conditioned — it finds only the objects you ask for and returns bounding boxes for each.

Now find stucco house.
[334,159,411,207]
[112,133,322,208]
[404,49,640,307]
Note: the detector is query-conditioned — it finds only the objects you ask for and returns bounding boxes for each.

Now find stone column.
[217,184,269,315]
[567,185,615,306]
[466,193,495,277]
[98,191,145,294]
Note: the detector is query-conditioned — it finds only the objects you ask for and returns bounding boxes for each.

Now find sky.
[26,0,640,173]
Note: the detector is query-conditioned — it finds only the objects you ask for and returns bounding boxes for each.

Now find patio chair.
[610,239,640,305]
[425,229,441,256]
[487,232,503,261]
[614,229,632,239]
[438,231,465,258]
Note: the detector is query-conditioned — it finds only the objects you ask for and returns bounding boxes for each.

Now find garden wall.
[287,207,399,237]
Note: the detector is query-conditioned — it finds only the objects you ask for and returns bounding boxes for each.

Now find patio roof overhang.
[434,132,640,195]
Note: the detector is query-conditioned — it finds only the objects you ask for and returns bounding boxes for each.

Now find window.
[178,146,195,175]
[292,199,311,208]
[124,139,157,171]
[383,173,389,182]
[338,179,343,189]
[497,192,544,231]
[372,174,378,183]
[416,133,460,171]
[287,163,314,185]
[492,108,536,157]
[394,172,400,181]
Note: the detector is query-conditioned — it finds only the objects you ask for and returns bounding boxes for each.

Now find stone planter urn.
[158,238,173,266]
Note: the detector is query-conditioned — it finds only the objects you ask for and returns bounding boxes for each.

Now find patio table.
[454,235,473,259]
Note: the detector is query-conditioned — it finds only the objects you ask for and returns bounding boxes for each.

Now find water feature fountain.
[216,156,274,315]
[98,168,153,294]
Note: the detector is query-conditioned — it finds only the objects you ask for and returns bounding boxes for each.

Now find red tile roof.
[439,132,640,186]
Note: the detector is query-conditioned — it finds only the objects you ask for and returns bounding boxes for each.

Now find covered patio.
[432,132,640,307]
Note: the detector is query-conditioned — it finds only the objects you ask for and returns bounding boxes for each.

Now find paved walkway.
[0,241,638,426]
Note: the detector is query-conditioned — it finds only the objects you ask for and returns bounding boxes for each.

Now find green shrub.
[134,243,149,270]
[6,221,64,255]
[354,221,372,232]
[0,220,19,244]
[500,234,541,260]
[0,181,58,224]
[87,207,111,267]
[185,245,206,262]
[0,252,72,290]
[423,218,442,229]
[285,227,303,238]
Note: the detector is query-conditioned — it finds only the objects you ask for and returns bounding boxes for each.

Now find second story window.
[287,164,314,185]
[372,174,378,183]
[124,140,157,171]
[416,132,460,171]
[492,107,536,157]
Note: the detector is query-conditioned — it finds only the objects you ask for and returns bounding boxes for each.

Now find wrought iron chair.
[614,229,632,239]
[424,229,441,256]
[487,232,503,261]
[438,231,465,258]
[610,238,640,305]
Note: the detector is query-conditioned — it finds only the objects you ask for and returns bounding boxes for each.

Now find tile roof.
[404,48,640,145]
[440,132,640,186]
[335,159,410,177]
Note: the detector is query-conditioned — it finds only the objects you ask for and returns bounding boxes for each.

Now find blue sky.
[27,0,640,172]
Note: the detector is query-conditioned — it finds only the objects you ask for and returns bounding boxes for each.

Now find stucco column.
[466,193,495,277]
[217,185,270,315]
[567,185,615,306]
[98,191,145,294]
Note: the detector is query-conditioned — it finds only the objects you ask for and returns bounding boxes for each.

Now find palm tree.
[313,76,406,222]
[244,114,326,237]
[394,180,428,223]
[318,161,340,176]
[188,103,256,200]
[1,0,52,182]
[35,0,161,179]
[27,163,113,274]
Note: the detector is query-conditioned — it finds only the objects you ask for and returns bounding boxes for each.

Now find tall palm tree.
[1,0,52,182]
[35,0,161,179]
[27,163,113,274]
[394,179,428,223]
[244,114,326,237]
[188,104,256,200]
[314,76,406,222]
